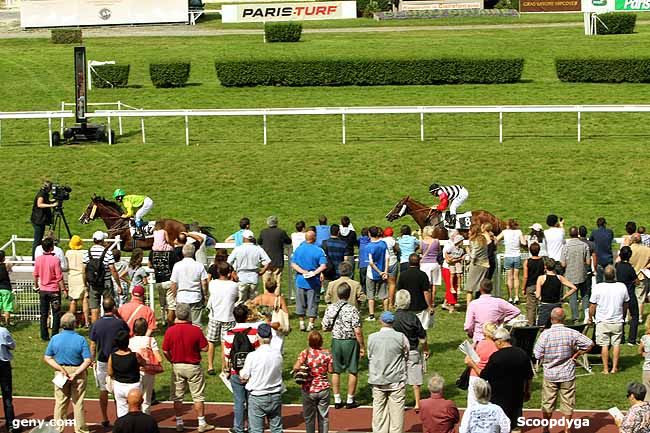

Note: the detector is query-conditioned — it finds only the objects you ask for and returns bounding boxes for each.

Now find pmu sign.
[221,1,357,22]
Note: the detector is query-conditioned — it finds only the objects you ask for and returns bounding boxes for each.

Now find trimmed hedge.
[91,64,130,88]
[556,59,650,83]
[51,29,82,44]
[149,62,191,88]
[356,0,391,16]
[596,12,636,35]
[264,22,302,42]
[214,58,524,87]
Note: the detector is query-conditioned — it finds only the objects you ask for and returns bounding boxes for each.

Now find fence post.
[107,116,112,145]
[342,112,346,144]
[48,115,53,148]
[185,115,190,146]
[499,111,503,144]
[118,101,123,136]
[577,110,581,143]
[11,235,17,258]
[60,101,65,135]
[141,115,146,144]
[263,113,268,145]
[420,110,425,142]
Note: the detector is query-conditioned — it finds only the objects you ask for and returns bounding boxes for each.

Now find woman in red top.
[464,322,498,408]
[293,331,334,433]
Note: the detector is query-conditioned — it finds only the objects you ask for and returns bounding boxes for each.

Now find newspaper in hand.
[458,340,481,364]
[608,407,624,422]
[52,372,68,389]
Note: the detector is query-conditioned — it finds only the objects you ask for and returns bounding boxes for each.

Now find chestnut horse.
[385,196,506,239]
[79,195,214,252]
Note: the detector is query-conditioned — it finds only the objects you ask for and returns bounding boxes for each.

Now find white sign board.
[581,0,614,11]
[221,1,357,22]
[400,0,483,9]
[21,0,189,28]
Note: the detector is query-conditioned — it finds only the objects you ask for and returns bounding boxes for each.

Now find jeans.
[40,291,61,340]
[358,267,367,294]
[302,388,330,433]
[231,374,249,433]
[568,282,585,321]
[32,223,46,260]
[596,263,611,284]
[248,392,283,433]
[624,285,640,344]
[0,360,15,433]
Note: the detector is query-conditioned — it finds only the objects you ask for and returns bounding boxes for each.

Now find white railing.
[58,101,144,139]
[1,104,650,147]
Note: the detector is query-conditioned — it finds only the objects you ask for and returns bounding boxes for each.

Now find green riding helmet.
[113,188,126,199]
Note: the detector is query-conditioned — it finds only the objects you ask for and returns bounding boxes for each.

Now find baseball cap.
[383,227,394,237]
[453,234,464,244]
[257,323,273,338]
[242,229,255,240]
[267,216,278,227]
[132,285,145,297]
[92,231,108,241]
[380,311,395,324]
[529,223,543,231]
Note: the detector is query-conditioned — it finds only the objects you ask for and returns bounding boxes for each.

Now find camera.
[51,183,72,203]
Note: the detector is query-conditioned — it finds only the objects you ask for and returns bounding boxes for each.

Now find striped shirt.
[432,185,464,200]
[83,245,115,285]
[533,324,593,383]
[223,323,260,375]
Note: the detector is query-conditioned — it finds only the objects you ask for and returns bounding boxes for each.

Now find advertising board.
[221,1,357,22]
[520,0,581,12]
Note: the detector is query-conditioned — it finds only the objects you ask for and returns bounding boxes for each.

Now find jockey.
[428,183,469,227]
[113,189,153,231]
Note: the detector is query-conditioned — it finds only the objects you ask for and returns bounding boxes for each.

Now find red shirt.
[33,253,63,292]
[162,322,208,365]
[118,299,157,336]
[420,393,460,433]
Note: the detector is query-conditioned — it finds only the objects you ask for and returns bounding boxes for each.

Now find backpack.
[85,246,109,289]
[231,328,255,371]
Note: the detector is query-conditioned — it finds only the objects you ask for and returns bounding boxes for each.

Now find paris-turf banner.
[221,1,357,22]
[21,0,188,28]
[615,0,650,10]
[519,0,581,12]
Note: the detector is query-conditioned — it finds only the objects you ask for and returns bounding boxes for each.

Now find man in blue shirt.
[44,313,92,433]
[322,224,348,290]
[292,230,327,332]
[589,217,614,283]
[0,325,17,433]
[358,228,371,295]
[226,217,252,247]
[366,226,389,322]
[315,215,330,248]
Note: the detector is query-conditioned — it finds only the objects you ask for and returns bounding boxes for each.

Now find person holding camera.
[30,181,58,260]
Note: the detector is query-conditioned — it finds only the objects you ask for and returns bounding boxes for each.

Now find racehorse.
[385,196,506,239]
[79,195,214,252]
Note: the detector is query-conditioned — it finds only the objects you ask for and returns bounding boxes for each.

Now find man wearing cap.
[83,231,121,324]
[119,285,157,337]
[292,230,328,332]
[589,217,614,283]
[239,323,284,433]
[258,216,291,296]
[368,311,409,433]
[227,231,271,304]
[171,244,209,326]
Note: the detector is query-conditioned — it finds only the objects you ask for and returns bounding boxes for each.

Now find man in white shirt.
[206,262,238,375]
[227,230,271,304]
[171,244,208,326]
[544,214,565,262]
[239,323,283,433]
[589,265,629,374]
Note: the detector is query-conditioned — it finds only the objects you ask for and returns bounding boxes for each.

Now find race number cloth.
[444,211,473,230]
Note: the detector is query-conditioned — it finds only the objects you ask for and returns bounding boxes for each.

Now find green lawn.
[1,23,650,410]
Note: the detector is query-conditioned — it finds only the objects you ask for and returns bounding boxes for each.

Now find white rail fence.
[1,104,650,147]
[58,101,146,140]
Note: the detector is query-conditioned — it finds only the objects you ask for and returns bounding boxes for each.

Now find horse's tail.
[200,226,218,242]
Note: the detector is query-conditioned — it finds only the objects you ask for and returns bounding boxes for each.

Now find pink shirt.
[470,339,498,377]
[152,230,173,252]
[33,253,63,292]
[464,294,521,343]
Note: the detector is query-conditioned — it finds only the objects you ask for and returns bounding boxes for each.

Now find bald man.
[113,389,159,433]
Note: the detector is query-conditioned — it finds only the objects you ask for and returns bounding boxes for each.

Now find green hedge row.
[597,12,636,35]
[51,29,82,44]
[556,59,650,82]
[91,64,130,88]
[214,58,524,87]
[149,62,191,88]
[264,22,302,42]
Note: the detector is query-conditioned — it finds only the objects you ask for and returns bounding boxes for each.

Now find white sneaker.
[508,298,513,303]
[306,323,314,331]
[365,316,376,322]
[514,297,520,304]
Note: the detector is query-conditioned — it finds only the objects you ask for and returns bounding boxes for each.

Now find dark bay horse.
[385,196,506,238]
[79,195,213,252]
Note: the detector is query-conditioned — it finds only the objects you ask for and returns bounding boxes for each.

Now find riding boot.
[446,214,456,228]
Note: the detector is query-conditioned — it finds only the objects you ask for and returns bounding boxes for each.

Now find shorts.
[596,322,623,346]
[406,350,423,386]
[450,262,463,274]
[366,278,388,301]
[541,378,576,416]
[171,363,205,403]
[0,289,15,313]
[420,262,441,286]
[296,287,319,318]
[95,361,108,392]
[503,256,522,270]
[155,281,172,309]
[387,263,398,278]
[332,339,360,374]
[206,320,235,344]
[88,282,114,310]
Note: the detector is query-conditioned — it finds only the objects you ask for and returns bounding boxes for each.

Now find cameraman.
[30,181,58,260]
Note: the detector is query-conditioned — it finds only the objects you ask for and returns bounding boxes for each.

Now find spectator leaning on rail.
[534,307,593,433]
[464,279,520,343]
[119,285,157,337]
[112,388,160,433]
[419,373,459,433]
[258,215,291,295]
[33,237,65,342]
[171,244,209,326]
[227,230,271,304]
[292,230,327,332]
[43,312,92,433]
[368,311,409,433]
[226,217,253,247]
[324,261,366,310]
[0,324,17,433]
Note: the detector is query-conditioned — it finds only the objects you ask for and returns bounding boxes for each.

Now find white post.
[60,101,65,135]
[48,115,53,148]
[107,116,112,145]
[420,111,424,142]
[11,235,17,258]
[141,117,146,144]
[118,101,123,135]
[342,112,346,144]
[263,114,268,145]
[577,110,582,142]
[499,111,503,144]
[185,115,189,146]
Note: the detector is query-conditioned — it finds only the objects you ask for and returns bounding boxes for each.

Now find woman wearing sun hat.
[66,235,90,327]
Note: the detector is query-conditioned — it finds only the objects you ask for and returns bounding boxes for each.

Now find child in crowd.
[442,234,465,313]
[152,221,173,252]
[639,317,650,399]
[0,251,14,326]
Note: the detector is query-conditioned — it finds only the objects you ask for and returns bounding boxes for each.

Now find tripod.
[51,206,72,240]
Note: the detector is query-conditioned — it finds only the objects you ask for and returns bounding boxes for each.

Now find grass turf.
[0,23,649,410]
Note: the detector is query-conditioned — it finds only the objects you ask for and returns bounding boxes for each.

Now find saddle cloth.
[129,220,156,238]
[443,211,473,230]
